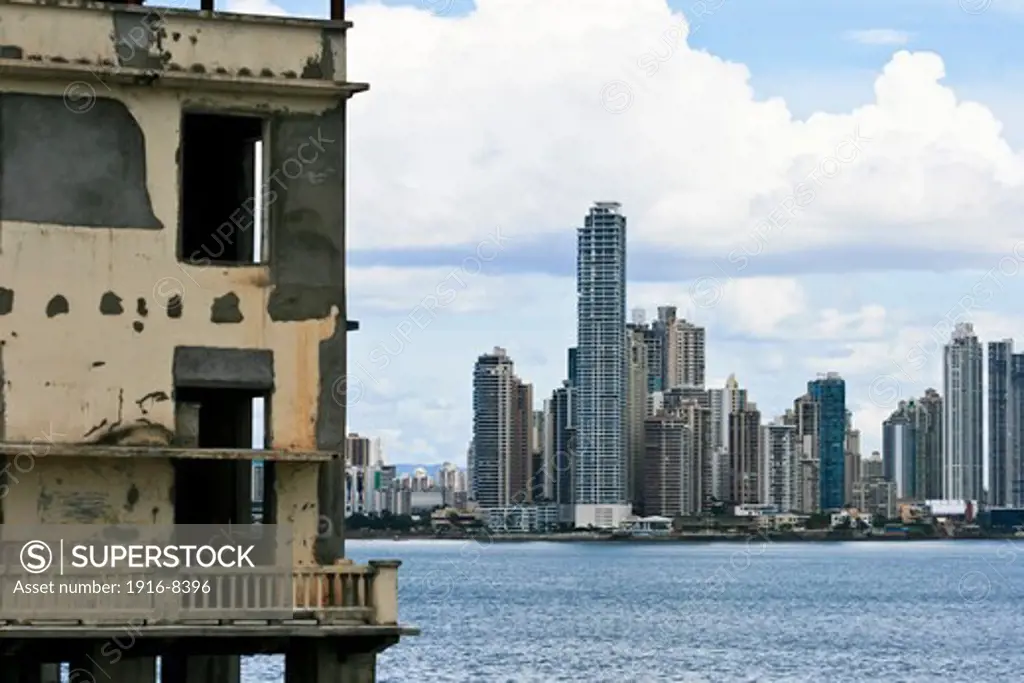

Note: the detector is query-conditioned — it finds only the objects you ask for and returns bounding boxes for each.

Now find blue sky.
[232,0,1024,466]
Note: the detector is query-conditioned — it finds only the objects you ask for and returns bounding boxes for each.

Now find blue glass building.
[809,373,846,510]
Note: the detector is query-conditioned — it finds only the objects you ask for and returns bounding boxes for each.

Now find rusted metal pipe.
[201,0,214,10]
[330,0,343,20]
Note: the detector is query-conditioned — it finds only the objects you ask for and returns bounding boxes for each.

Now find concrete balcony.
[0,562,408,630]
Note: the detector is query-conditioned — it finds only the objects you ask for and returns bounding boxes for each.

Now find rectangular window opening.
[172,388,273,526]
[179,112,266,265]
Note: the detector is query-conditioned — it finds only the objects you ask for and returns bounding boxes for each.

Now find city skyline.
[301,0,1024,469]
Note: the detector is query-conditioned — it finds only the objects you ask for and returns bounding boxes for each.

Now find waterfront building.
[988,340,1024,506]
[531,409,549,501]
[546,381,575,513]
[0,0,412,678]
[845,412,862,506]
[762,422,798,511]
[626,324,651,511]
[883,405,917,499]
[943,323,984,500]
[808,373,847,510]
[853,478,898,520]
[573,202,631,528]
[643,411,692,511]
[916,389,945,500]
[728,402,762,505]
[472,347,533,508]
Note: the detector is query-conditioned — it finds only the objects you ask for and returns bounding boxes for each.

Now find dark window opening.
[172,388,272,526]
[179,113,264,265]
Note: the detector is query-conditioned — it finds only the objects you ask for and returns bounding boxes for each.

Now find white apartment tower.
[762,422,798,511]
[943,323,984,501]
[574,202,631,528]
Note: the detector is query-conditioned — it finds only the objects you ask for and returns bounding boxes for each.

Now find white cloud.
[343,0,1024,260]
[844,29,912,46]
[321,1,1024,463]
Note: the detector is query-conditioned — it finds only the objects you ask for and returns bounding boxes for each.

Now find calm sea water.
[240,539,1024,682]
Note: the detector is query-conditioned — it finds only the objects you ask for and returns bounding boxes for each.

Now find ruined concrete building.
[0,0,413,680]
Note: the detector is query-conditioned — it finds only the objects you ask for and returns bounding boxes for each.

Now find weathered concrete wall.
[4,456,173,525]
[0,0,349,82]
[0,78,344,450]
[275,461,319,566]
[0,50,352,557]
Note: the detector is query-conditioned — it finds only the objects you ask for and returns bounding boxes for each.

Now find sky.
[229,0,1024,466]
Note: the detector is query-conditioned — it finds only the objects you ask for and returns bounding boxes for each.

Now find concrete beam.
[285,642,377,683]
[162,655,241,683]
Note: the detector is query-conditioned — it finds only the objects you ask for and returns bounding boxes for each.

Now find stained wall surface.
[0,4,357,561]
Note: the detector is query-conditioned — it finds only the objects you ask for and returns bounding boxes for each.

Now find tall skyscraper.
[574,201,630,528]
[547,382,574,510]
[882,406,916,499]
[943,323,983,501]
[652,306,706,389]
[728,402,761,505]
[988,340,1024,507]
[917,389,944,500]
[510,382,535,503]
[761,421,798,511]
[643,399,709,516]
[808,372,846,510]
[472,347,533,508]
[625,325,650,511]
[844,414,862,507]
[676,319,706,388]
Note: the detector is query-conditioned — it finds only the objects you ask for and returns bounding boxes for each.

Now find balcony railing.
[0,561,401,627]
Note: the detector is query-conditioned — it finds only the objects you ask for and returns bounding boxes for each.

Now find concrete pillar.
[0,659,41,683]
[69,653,157,683]
[285,642,377,683]
[161,655,240,683]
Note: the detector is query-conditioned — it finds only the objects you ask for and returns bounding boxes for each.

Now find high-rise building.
[808,372,846,510]
[882,406,916,499]
[472,347,533,508]
[652,306,706,389]
[728,402,761,505]
[844,412,862,505]
[677,319,706,389]
[625,325,650,511]
[643,400,709,516]
[531,409,549,501]
[547,382,575,509]
[862,451,884,479]
[643,414,687,517]
[943,323,984,501]
[346,433,373,467]
[574,202,630,528]
[510,382,535,503]
[709,375,747,502]
[917,389,944,500]
[988,341,1024,507]
[654,306,678,391]
[762,422,798,511]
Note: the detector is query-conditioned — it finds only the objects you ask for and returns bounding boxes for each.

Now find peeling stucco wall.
[4,456,173,526]
[0,4,356,558]
[275,461,319,566]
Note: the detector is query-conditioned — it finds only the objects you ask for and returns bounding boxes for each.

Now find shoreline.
[348,532,1011,543]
